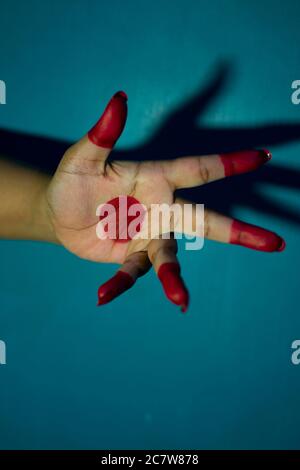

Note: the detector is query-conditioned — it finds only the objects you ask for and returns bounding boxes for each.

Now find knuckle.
[197,160,210,184]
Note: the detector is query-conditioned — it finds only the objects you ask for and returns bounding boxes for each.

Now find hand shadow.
[1,63,300,225]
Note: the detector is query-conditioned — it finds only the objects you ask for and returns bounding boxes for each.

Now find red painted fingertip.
[230,220,285,252]
[88,90,128,149]
[220,149,272,177]
[99,196,146,242]
[277,238,286,252]
[157,262,189,313]
[114,90,128,100]
[97,270,135,306]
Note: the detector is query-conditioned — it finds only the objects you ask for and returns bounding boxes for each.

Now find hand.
[44,91,285,312]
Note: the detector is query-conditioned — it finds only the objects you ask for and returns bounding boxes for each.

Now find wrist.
[32,181,59,244]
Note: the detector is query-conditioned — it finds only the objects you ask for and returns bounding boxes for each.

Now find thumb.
[61,91,128,170]
[87,90,128,149]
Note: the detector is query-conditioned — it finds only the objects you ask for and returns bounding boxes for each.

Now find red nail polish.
[98,271,135,306]
[114,90,128,100]
[220,149,271,177]
[157,262,189,313]
[88,90,127,149]
[99,196,146,242]
[230,220,285,252]
[277,239,286,252]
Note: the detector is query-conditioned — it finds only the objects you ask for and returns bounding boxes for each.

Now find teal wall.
[0,0,300,449]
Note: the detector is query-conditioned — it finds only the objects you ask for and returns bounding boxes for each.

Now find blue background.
[0,0,300,449]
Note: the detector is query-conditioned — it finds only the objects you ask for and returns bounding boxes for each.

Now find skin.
[0,91,285,312]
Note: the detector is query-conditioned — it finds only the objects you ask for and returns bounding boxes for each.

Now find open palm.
[45,91,285,312]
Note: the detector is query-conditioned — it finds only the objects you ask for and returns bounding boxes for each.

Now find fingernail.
[97,271,134,306]
[181,302,188,313]
[230,220,285,252]
[220,149,272,176]
[261,148,272,161]
[88,90,128,148]
[114,90,128,101]
[158,262,189,313]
